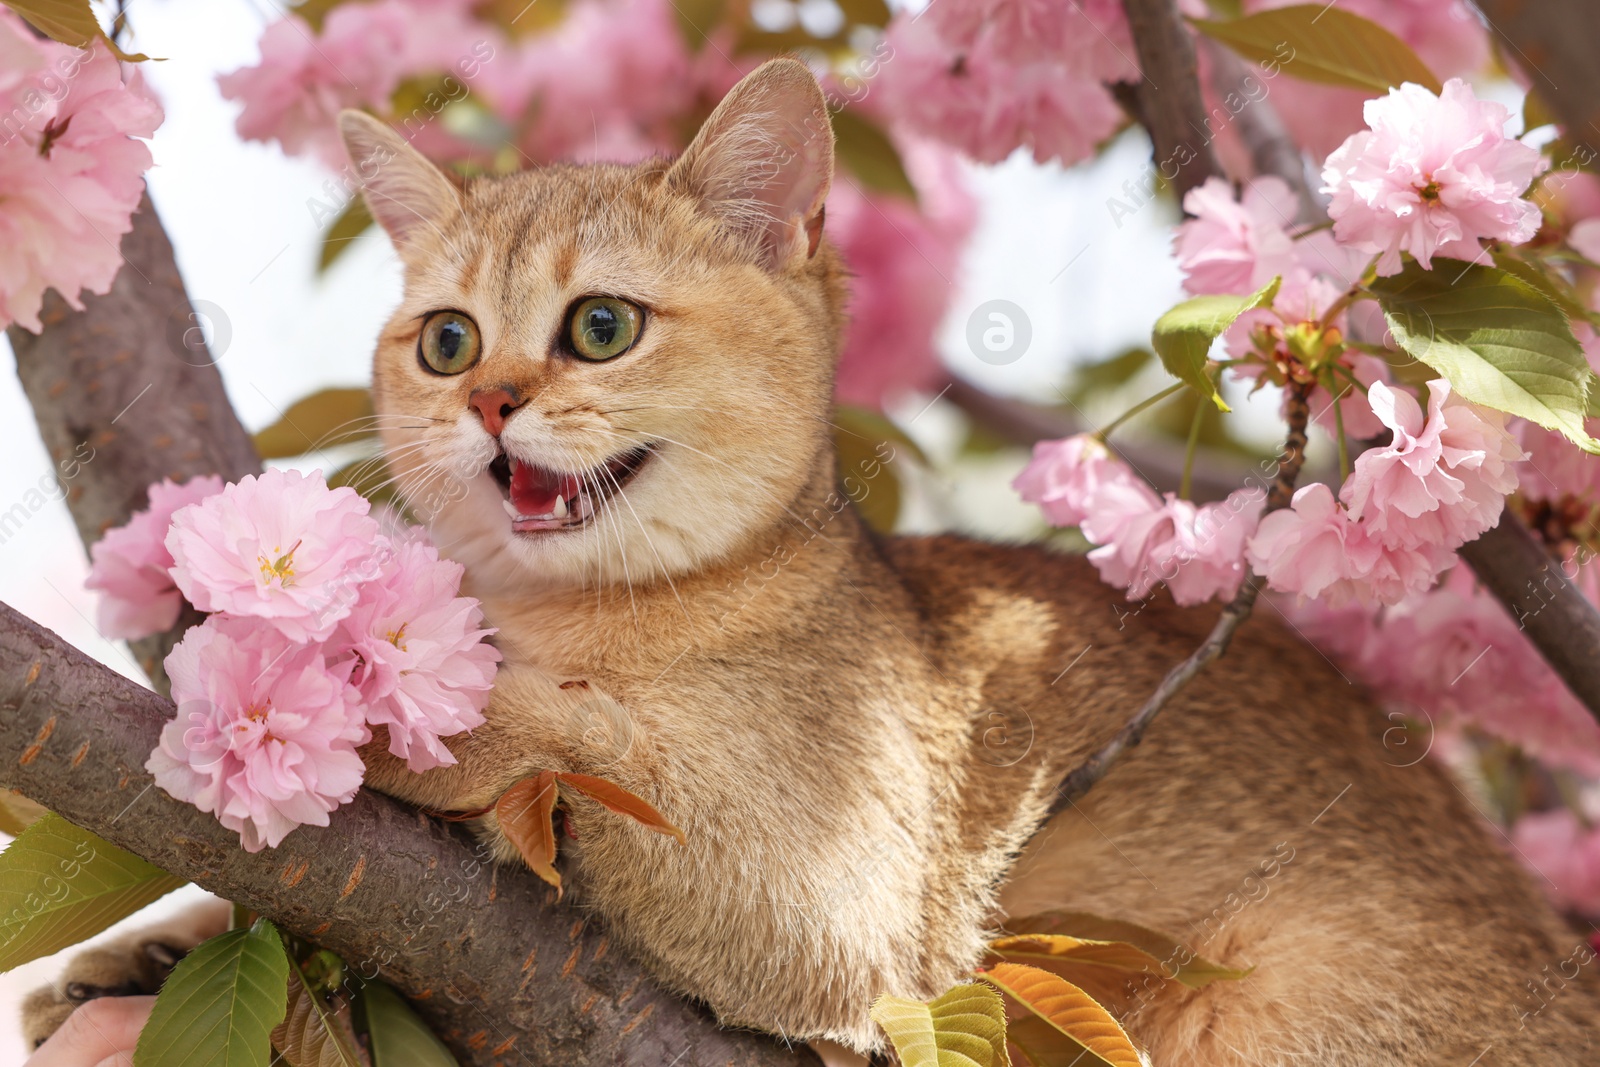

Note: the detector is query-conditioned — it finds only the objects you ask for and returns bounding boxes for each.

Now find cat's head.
[341,59,845,592]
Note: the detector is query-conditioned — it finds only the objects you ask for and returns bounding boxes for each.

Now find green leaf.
[1192,5,1440,94]
[998,912,1251,990]
[835,404,928,466]
[134,919,291,1067]
[869,981,1010,1067]
[1523,87,1559,133]
[288,0,347,31]
[832,108,916,201]
[254,387,377,459]
[980,963,1141,1067]
[357,980,459,1067]
[272,954,365,1067]
[669,0,726,46]
[1151,277,1279,412]
[319,196,374,274]
[1491,251,1593,320]
[327,453,400,509]
[0,814,185,973]
[4,0,153,60]
[1371,258,1600,453]
[834,417,903,534]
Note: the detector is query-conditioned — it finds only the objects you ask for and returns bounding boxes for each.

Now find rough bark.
[1474,0,1600,141]
[1118,0,1224,202]
[1457,522,1600,719]
[6,193,260,691]
[0,601,815,1067]
[4,194,815,1066]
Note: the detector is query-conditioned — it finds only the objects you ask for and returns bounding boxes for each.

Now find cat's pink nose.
[469,386,524,437]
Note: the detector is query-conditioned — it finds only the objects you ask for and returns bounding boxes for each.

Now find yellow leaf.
[997,912,1251,989]
[980,963,1143,1067]
[870,981,1010,1067]
[253,387,376,459]
[5,0,152,60]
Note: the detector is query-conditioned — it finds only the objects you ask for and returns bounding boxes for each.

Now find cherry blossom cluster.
[1014,436,1263,606]
[0,11,161,332]
[1016,68,1600,906]
[86,469,499,851]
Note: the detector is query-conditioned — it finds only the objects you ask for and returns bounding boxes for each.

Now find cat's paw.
[20,901,231,1050]
[21,934,187,1050]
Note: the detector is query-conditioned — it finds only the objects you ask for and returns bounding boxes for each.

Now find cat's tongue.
[509,459,583,517]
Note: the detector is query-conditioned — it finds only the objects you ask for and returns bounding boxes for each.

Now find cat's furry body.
[28,60,1599,1063]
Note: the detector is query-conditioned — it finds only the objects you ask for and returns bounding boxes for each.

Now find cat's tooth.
[552,495,569,519]
[501,498,519,519]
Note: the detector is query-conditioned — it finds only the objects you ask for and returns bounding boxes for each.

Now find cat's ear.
[667,58,834,270]
[337,110,462,259]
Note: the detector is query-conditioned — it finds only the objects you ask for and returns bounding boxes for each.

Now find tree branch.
[1046,382,1312,817]
[4,195,815,1066]
[6,194,261,692]
[1473,0,1600,142]
[1119,0,1224,202]
[0,600,815,1066]
[1457,522,1600,718]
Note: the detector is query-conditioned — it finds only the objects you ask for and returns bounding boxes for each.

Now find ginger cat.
[27,59,1600,1063]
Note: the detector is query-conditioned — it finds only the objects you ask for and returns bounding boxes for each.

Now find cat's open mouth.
[488,445,653,532]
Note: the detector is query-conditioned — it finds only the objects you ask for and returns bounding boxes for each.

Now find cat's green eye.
[419,311,481,375]
[568,297,642,362]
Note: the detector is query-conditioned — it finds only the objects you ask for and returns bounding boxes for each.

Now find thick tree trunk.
[5,194,260,691]
[3,195,815,1067]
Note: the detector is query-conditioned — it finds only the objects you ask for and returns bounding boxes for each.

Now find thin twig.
[1045,382,1311,817]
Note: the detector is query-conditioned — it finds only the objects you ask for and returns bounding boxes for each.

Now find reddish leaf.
[495,772,562,893]
[554,773,686,845]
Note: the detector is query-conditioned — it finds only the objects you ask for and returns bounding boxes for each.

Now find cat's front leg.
[360,663,653,817]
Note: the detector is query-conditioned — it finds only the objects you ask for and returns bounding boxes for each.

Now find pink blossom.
[1306,352,1391,441]
[218,0,485,169]
[86,476,226,640]
[148,618,368,852]
[1174,176,1300,296]
[1341,380,1522,550]
[0,13,162,332]
[1367,569,1600,774]
[1512,810,1600,916]
[331,536,498,771]
[167,468,383,642]
[1569,218,1600,264]
[1246,481,1448,605]
[474,0,693,165]
[1011,434,1129,528]
[1322,79,1541,275]
[1087,488,1263,605]
[878,0,1135,166]
[1517,421,1600,504]
[1247,482,1374,602]
[831,140,975,407]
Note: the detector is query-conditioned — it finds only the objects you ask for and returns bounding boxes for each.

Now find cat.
[27,58,1600,1064]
